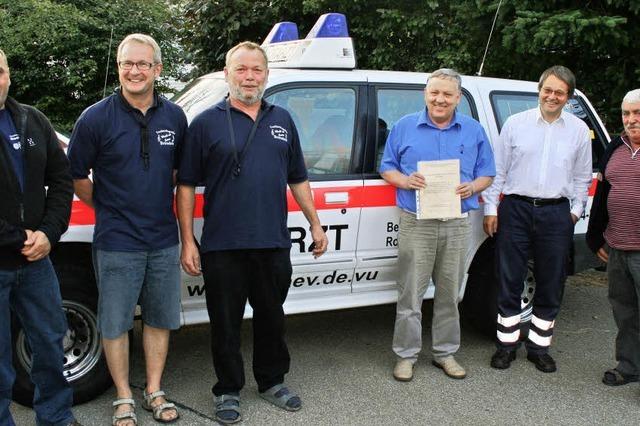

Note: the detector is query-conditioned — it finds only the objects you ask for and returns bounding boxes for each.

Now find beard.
[229,83,265,106]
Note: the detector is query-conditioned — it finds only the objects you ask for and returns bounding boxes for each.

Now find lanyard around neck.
[225,99,263,178]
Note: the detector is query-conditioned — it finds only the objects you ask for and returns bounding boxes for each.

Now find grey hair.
[117,34,162,64]
[0,49,7,69]
[427,68,462,93]
[225,41,268,68]
[622,89,640,105]
[538,65,575,97]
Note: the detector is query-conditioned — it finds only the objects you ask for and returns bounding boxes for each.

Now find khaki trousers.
[392,210,470,362]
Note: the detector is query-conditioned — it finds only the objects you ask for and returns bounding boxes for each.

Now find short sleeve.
[67,117,98,179]
[379,124,402,174]
[177,114,206,186]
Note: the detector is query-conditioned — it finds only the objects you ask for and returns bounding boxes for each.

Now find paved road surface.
[10,270,640,425]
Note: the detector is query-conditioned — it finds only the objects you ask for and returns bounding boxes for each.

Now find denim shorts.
[93,245,181,339]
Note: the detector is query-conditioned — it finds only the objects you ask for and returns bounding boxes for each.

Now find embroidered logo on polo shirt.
[27,137,36,147]
[270,125,288,142]
[156,129,175,146]
[9,134,19,150]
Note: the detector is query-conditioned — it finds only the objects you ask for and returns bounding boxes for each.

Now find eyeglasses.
[118,61,156,71]
[541,87,568,97]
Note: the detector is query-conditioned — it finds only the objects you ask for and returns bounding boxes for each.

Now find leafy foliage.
[0,0,181,132]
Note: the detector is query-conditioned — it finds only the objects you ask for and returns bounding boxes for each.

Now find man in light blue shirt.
[380,68,495,381]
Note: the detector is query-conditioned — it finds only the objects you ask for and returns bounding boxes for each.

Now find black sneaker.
[490,349,516,369]
[527,353,557,373]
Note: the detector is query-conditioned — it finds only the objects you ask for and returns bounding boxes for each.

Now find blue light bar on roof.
[263,22,299,44]
[306,13,349,38]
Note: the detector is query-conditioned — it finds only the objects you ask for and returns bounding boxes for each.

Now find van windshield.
[172,77,229,122]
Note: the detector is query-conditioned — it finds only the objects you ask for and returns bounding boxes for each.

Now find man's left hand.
[310,224,328,259]
[455,182,475,200]
[21,230,51,261]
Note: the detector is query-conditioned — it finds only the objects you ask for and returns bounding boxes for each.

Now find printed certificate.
[416,159,462,220]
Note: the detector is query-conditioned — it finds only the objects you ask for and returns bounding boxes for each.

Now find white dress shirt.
[483,107,592,218]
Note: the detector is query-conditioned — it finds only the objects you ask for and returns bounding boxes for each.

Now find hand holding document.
[416,159,462,220]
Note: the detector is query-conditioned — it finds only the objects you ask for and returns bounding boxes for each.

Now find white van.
[10,13,610,405]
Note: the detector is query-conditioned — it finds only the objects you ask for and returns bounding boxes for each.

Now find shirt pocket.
[552,140,574,177]
[447,139,478,177]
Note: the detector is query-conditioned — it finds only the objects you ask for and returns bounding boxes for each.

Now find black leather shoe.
[527,353,557,373]
[490,349,516,369]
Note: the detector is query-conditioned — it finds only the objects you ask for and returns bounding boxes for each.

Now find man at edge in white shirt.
[482,65,592,373]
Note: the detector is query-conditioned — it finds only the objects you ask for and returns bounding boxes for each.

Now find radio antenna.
[102,26,115,98]
[477,0,503,76]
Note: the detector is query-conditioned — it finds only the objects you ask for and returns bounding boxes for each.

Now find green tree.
[0,0,183,132]
[182,0,639,132]
[461,0,636,133]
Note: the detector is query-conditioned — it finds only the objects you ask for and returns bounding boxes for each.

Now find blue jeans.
[0,258,74,426]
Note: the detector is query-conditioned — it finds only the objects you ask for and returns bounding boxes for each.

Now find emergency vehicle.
[10,13,610,405]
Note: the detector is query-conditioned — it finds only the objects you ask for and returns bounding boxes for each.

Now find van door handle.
[324,192,349,204]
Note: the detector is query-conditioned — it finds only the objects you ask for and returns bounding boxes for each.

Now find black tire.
[11,264,112,406]
[461,238,498,337]
[462,238,535,339]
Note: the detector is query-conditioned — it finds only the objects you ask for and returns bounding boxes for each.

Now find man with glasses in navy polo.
[68,34,186,425]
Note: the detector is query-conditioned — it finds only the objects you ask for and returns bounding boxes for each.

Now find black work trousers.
[201,248,292,396]
[496,195,574,354]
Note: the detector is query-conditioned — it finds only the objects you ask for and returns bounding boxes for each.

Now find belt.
[437,212,469,221]
[507,194,567,207]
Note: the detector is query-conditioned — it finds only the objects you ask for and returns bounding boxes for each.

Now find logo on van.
[157,130,176,146]
[270,125,288,142]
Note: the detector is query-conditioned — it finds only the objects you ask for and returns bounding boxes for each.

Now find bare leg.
[103,333,135,426]
[143,325,177,421]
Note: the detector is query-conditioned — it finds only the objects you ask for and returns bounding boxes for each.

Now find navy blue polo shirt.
[0,109,24,191]
[68,90,187,251]
[178,99,307,253]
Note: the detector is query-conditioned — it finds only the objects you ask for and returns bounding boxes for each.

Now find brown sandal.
[142,390,179,423]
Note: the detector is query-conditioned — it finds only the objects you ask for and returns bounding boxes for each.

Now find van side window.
[266,87,356,175]
[490,92,606,171]
[375,88,474,169]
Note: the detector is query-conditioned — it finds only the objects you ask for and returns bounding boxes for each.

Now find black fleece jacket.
[585,136,624,254]
[0,96,73,269]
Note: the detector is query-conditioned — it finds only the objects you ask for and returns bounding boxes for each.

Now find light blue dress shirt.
[379,108,496,214]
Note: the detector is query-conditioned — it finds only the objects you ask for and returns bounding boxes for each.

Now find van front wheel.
[11,266,111,406]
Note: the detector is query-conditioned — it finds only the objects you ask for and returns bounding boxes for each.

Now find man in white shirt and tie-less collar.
[483,65,592,373]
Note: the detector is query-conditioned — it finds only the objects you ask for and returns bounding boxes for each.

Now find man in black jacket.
[0,49,79,425]
[586,88,640,388]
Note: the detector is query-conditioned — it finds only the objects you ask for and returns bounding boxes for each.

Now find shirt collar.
[535,106,567,126]
[115,87,161,114]
[417,107,460,130]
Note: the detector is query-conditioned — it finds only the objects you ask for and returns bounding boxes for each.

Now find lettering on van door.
[385,221,399,247]
[289,224,348,253]
[184,269,380,296]
[291,270,379,288]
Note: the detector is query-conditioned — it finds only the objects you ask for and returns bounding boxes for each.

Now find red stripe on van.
[68,178,598,225]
